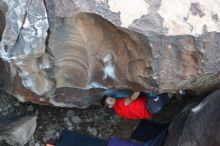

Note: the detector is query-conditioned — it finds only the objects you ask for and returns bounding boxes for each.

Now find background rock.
[47,0,220,36]
[0,0,219,107]
[164,90,220,146]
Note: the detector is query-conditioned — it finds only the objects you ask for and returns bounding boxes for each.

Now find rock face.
[0,114,37,146]
[164,90,220,146]
[0,0,220,108]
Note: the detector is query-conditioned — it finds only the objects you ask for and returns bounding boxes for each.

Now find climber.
[101,91,172,120]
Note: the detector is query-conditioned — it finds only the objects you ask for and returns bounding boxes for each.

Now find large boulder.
[0,0,220,108]
[164,90,220,146]
[0,114,37,146]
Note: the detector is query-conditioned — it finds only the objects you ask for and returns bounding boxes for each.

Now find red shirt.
[113,96,152,119]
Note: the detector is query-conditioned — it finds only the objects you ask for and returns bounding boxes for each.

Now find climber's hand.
[131,92,140,100]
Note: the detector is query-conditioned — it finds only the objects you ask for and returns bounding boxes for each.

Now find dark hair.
[101,96,108,107]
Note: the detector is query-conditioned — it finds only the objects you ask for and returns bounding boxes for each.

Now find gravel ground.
[0,91,138,146]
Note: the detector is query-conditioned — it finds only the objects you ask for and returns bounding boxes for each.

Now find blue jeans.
[56,130,107,146]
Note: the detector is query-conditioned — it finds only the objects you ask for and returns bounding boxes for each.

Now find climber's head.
[101,96,116,108]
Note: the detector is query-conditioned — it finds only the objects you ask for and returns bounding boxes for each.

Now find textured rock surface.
[164,90,220,146]
[47,0,220,35]
[148,33,220,92]
[0,114,37,146]
[0,0,220,107]
[0,0,52,104]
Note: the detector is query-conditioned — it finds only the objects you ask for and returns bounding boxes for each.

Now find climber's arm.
[124,92,140,106]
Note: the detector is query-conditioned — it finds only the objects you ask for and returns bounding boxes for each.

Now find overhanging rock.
[0,0,220,108]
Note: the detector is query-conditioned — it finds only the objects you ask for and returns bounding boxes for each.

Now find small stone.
[35,143,40,146]
[56,132,60,138]
[15,102,20,106]
[87,127,97,136]
[3,110,8,115]
[66,110,75,117]
[71,116,81,124]
[3,106,8,111]
[63,117,68,121]
[27,105,34,112]
[68,126,73,130]
[66,121,72,127]
[35,109,39,115]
